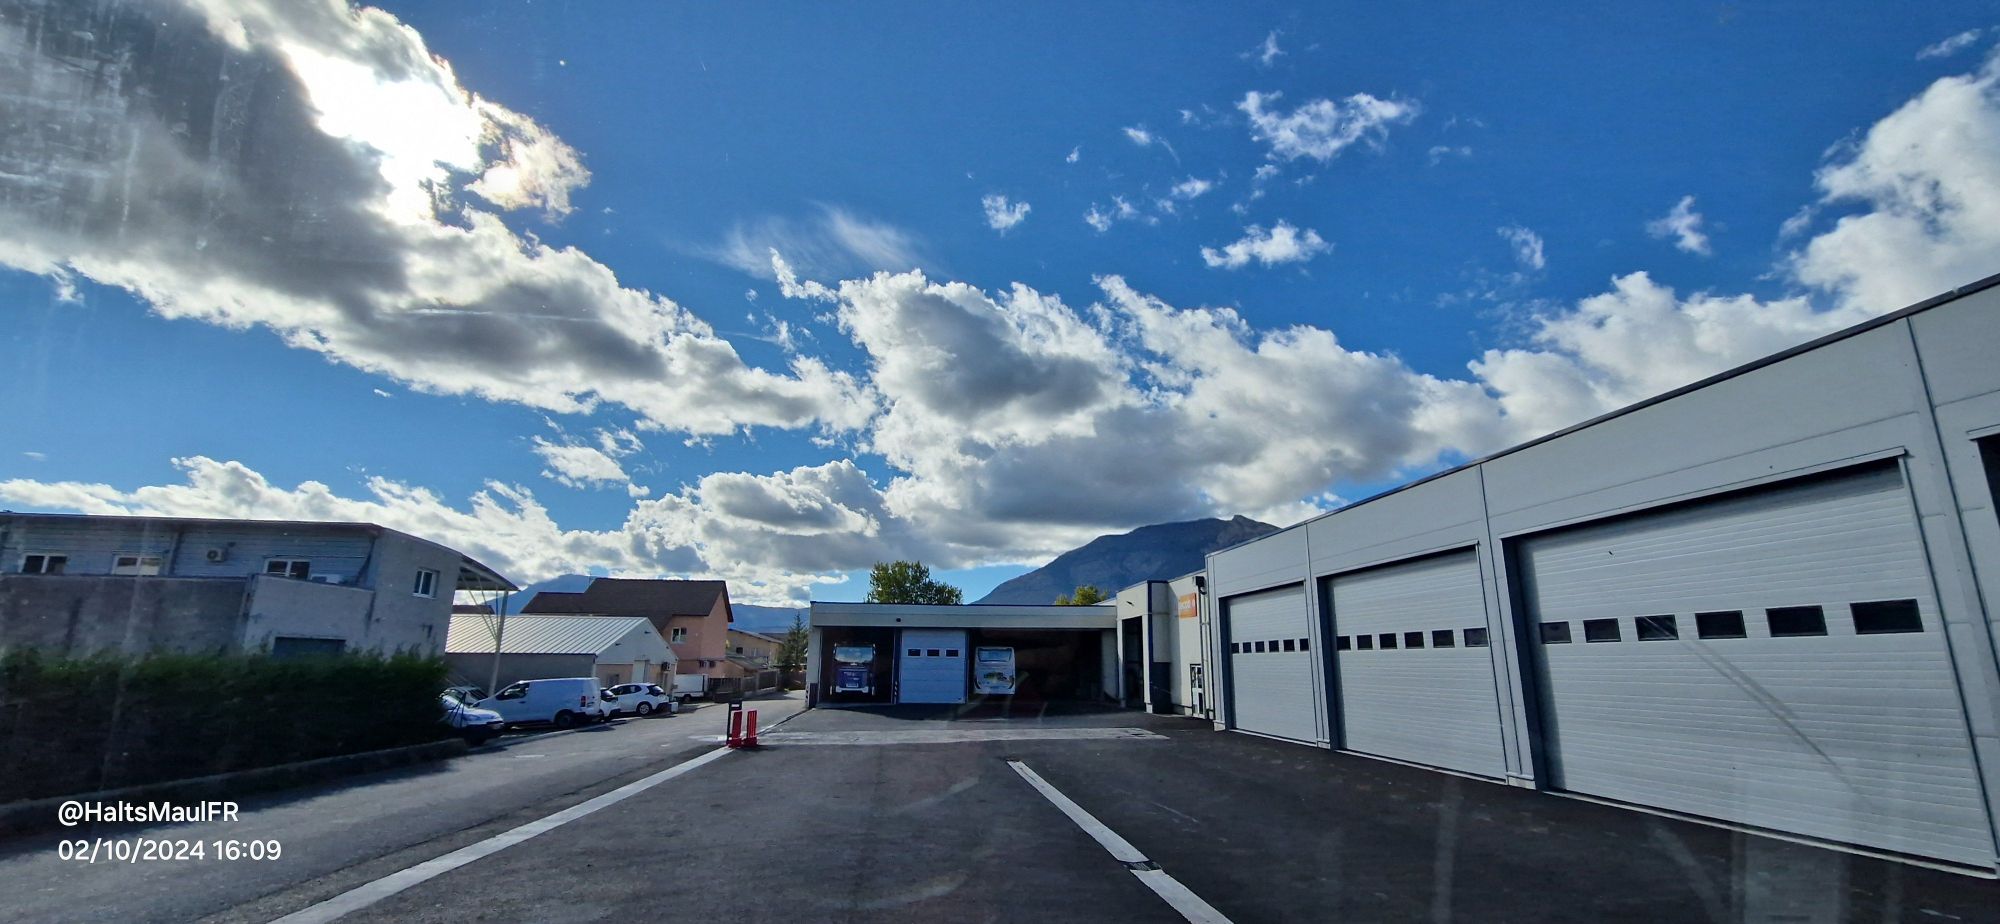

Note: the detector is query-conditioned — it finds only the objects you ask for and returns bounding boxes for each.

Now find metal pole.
[487,590,509,694]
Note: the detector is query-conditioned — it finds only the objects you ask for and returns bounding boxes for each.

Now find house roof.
[521,578,732,622]
[729,628,782,644]
[446,614,666,656]
[451,603,494,615]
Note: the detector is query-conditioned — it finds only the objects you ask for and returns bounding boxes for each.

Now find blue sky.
[3,2,1998,603]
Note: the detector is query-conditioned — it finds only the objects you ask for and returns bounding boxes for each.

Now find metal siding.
[446,615,656,656]
[1519,465,1993,865]
[898,629,967,704]
[6,521,175,573]
[1330,550,1507,777]
[173,525,375,584]
[1224,585,1316,742]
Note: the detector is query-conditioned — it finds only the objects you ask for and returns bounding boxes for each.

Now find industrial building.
[1183,274,2000,871]
[806,603,1118,706]
[444,614,676,689]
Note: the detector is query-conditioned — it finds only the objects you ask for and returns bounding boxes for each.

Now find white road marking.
[268,709,801,924]
[1008,760,1233,924]
[690,727,1167,746]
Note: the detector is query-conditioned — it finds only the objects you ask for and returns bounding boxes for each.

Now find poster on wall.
[974,647,1017,694]
[1178,592,1199,620]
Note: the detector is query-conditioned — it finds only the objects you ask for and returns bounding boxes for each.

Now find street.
[4,697,1999,923]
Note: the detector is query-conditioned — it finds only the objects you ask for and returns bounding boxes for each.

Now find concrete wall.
[241,576,376,654]
[444,652,596,690]
[1167,573,1207,718]
[0,575,248,656]
[1204,282,2000,844]
[0,518,378,585]
[669,597,731,674]
[356,532,463,655]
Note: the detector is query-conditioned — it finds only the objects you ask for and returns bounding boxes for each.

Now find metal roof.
[521,578,731,620]
[808,602,1117,630]
[446,614,658,655]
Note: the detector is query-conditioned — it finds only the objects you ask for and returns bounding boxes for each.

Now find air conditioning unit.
[204,547,228,563]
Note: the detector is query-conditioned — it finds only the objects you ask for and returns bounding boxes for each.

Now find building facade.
[445,614,675,689]
[0,513,515,657]
[807,603,1118,706]
[1195,274,2000,871]
[521,579,734,681]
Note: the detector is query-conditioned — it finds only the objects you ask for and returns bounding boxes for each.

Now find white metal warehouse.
[1198,274,2000,871]
[806,603,1118,706]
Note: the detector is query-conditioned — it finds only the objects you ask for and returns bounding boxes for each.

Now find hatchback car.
[605,682,678,716]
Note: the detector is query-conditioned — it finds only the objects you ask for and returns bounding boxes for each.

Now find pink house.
[520,579,733,682]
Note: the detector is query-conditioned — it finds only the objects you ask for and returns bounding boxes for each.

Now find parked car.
[440,695,506,745]
[670,673,707,703]
[605,682,678,716]
[472,678,609,729]
[597,688,620,722]
[443,685,487,706]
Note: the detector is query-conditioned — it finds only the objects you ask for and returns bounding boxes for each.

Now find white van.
[474,678,609,729]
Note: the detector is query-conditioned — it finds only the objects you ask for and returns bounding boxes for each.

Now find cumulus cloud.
[1083,196,1142,234]
[1247,30,1285,68]
[1201,222,1332,269]
[1791,49,2000,311]
[1497,225,1547,270]
[1170,176,1216,200]
[1647,195,1712,255]
[1123,126,1155,146]
[1065,146,1081,164]
[1238,90,1420,162]
[0,0,871,438]
[1919,28,1986,60]
[981,194,1032,233]
[532,428,645,491]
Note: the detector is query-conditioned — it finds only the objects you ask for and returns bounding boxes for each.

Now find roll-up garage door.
[1517,463,1993,866]
[1329,550,1507,777]
[1224,585,1318,743]
[898,629,967,704]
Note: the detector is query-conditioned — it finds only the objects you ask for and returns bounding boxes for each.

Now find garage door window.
[1695,610,1746,639]
[1464,627,1489,647]
[1634,615,1678,640]
[1432,629,1454,647]
[1403,631,1424,649]
[1583,618,1621,642]
[1356,635,1374,649]
[1851,599,1922,634]
[1281,638,1296,651]
[1379,633,1398,649]
[1336,635,1351,650]
[1540,622,1571,644]
[1767,605,1827,637]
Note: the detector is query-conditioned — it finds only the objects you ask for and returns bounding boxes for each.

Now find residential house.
[444,614,675,689]
[521,579,733,686]
[0,513,515,657]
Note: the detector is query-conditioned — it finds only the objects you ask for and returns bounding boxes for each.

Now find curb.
[0,738,470,839]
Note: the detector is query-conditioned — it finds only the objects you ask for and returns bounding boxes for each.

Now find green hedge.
[0,650,450,803]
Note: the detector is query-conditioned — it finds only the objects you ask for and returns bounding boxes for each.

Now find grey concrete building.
[0,513,515,657]
[1198,273,2000,872]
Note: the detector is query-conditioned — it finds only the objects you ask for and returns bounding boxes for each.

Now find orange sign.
[1177,592,1199,620]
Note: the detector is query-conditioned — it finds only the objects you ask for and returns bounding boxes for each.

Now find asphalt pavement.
[6,695,1999,923]
[0,693,803,924]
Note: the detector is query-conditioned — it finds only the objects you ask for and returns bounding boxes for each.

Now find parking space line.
[1007,760,1233,924]
[268,709,800,924]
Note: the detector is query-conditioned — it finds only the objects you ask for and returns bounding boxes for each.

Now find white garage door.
[898,629,967,704]
[1224,585,1319,743]
[1518,464,1993,866]
[1329,550,1507,777]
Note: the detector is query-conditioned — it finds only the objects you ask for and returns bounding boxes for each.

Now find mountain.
[732,604,809,634]
[975,516,1281,605]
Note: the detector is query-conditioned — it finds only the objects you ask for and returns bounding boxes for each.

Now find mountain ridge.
[975,515,1280,604]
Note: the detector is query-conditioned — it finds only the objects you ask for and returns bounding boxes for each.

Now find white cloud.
[1083,196,1143,234]
[1427,144,1473,165]
[1791,50,2000,312]
[1123,126,1155,146]
[1083,206,1115,233]
[532,428,644,490]
[21,451,46,462]
[1238,90,1420,162]
[0,0,872,440]
[709,206,925,281]
[981,194,1032,233]
[1248,30,1285,68]
[1170,177,1215,200]
[372,388,393,398]
[1918,28,1986,60]
[1646,195,1712,255]
[1065,146,1081,164]
[1497,225,1547,270]
[1201,222,1332,269]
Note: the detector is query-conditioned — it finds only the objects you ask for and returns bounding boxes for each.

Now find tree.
[866,561,963,605]
[775,613,809,672]
[1054,585,1108,606]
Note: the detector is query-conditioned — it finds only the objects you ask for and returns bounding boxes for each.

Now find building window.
[1540,622,1572,644]
[1851,599,1923,635]
[1635,615,1678,641]
[1583,618,1621,643]
[271,636,345,659]
[1281,638,1296,652]
[111,554,164,576]
[412,568,438,598]
[1432,629,1455,648]
[1695,610,1746,639]
[1356,634,1374,650]
[1336,636,1351,651]
[1403,631,1425,649]
[1378,633,1398,650]
[20,553,67,574]
[671,627,688,643]
[1767,605,1827,637]
[734,646,745,654]
[1464,627,1489,647]
[265,559,311,580]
